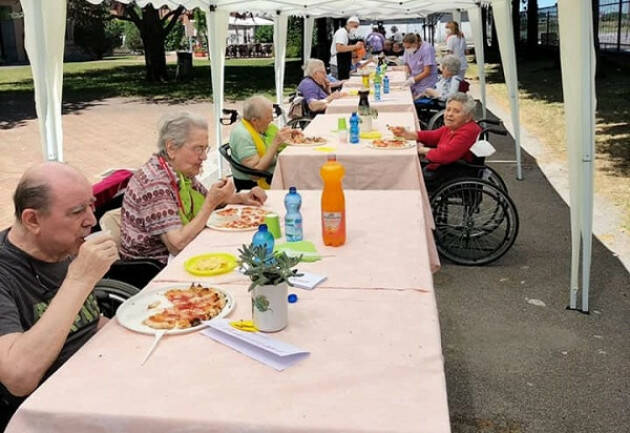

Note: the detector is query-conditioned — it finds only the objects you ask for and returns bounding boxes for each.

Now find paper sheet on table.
[289,272,327,290]
[203,319,310,371]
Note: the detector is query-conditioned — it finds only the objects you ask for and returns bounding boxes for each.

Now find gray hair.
[303,58,326,77]
[157,112,208,156]
[441,55,461,75]
[242,95,272,121]
[13,178,51,221]
[447,92,477,115]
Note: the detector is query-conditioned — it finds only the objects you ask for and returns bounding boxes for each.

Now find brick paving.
[0,97,241,229]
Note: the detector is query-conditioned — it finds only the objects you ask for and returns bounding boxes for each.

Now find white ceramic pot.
[251,282,288,332]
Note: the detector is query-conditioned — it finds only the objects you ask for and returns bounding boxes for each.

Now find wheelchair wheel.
[481,166,508,193]
[94,278,140,318]
[430,178,519,265]
[427,110,445,130]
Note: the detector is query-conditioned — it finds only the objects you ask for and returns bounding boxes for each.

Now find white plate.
[206,205,268,232]
[116,284,236,335]
[366,140,416,150]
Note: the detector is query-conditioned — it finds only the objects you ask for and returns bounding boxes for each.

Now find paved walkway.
[0,97,239,228]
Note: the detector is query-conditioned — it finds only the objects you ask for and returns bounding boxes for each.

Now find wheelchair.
[427,120,518,266]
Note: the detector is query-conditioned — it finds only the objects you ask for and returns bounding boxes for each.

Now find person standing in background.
[445,21,468,79]
[402,33,439,99]
[329,16,364,80]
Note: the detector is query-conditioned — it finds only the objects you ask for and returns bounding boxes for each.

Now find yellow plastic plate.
[184,253,238,276]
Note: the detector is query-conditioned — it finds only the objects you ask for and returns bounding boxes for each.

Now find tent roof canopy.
[86,0,489,18]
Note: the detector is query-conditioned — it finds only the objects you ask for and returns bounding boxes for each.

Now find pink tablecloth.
[345,69,408,87]
[272,112,422,191]
[326,89,416,119]
[154,190,439,285]
[7,286,450,433]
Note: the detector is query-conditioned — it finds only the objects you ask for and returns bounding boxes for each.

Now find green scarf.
[264,123,285,152]
[177,172,205,225]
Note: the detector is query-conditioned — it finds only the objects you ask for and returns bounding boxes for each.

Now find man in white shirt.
[329,16,363,79]
[391,26,403,43]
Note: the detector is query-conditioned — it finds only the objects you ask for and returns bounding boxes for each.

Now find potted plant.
[238,244,302,332]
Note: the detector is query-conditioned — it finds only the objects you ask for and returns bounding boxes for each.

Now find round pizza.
[208,206,268,231]
[370,138,414,149]
[142,283,227,330]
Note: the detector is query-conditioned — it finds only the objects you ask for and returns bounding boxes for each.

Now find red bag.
[458,79,470,93]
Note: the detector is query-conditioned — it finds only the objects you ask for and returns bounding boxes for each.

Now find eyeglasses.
[189,145,210,156]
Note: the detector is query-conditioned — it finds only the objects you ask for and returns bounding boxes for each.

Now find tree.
[111,2,185,82]
[512,0,521,48]
[68,0,120,59]
[527,0,538,52]
[592,0,602,77]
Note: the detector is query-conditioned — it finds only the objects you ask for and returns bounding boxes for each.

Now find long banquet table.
[6,190,448,433]
[325,88,416,117]
[271,112,422,191]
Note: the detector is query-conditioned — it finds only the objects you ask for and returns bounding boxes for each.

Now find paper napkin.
[203,319,309,371]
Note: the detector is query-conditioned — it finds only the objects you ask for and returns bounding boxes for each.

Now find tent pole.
[21,0,67,162]
[468,4,487,119]
[490,0,523,180]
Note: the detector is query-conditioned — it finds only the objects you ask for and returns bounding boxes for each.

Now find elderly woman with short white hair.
[228,95,293,191]
[120,112,267,263]
[390,92,481,175]
[297,59,345,114]
[423,55,462,101]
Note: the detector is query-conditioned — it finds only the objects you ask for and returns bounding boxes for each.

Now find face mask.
[405,48,416,55]
[349,28,358,38]
[445,28,451,34]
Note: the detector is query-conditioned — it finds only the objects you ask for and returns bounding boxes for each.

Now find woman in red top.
[390,92,481,184]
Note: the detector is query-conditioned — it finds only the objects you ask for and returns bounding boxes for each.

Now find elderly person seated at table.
[422,55,462,101]
[390,93,481,186]
[229,95,294,191]
[120,112,267,264]
[0,162,118,428]
[297,59,345,115]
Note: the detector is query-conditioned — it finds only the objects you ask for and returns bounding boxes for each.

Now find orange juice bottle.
[320,155,346,246]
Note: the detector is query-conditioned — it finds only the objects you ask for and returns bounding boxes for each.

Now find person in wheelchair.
[390,92,481,190]
[415,55,462,107]
[229,95,294,190]
[0,162,119,427]
[120,112,267,264]
[297,59,346,116]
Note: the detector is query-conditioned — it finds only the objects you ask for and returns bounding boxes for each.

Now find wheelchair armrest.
[221,109,238,125]
[104,259,165,290]
[219,143,273,184]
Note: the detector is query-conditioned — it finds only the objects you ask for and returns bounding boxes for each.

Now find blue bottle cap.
[258,224,268,231]
[288,293,298,303]
[289,186,297,194]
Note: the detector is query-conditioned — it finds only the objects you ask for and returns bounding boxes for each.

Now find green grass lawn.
[466,54,630,231]
[0,56,303,102]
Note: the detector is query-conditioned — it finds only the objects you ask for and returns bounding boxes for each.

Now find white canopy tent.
[19,0,596,312]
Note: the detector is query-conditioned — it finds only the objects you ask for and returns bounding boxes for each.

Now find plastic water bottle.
[252,224,275,257]
[374,82,382,101]
[349,112,360,144]
[284,187,303,242]
[383,75,390,94]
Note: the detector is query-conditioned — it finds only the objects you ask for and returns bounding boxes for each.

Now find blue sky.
[521,0,557,10]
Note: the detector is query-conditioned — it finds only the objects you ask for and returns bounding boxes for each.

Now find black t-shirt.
[0,229,99,417]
